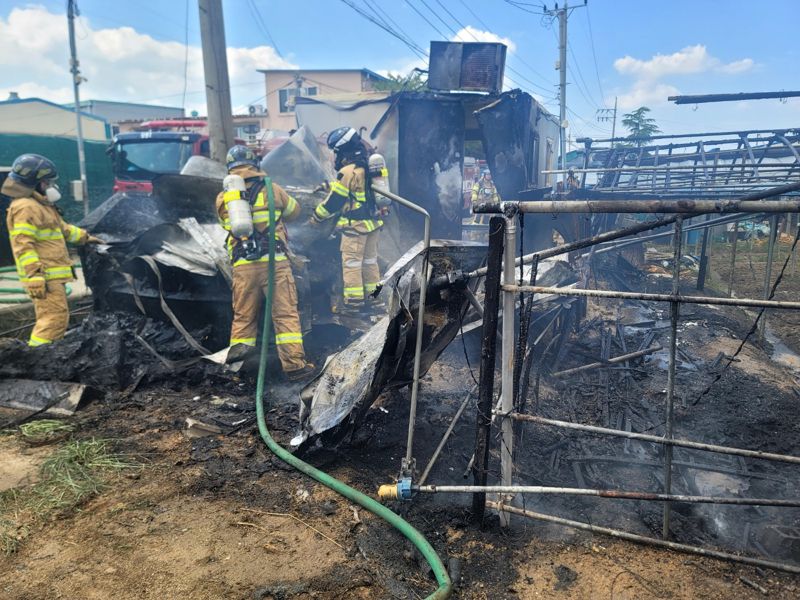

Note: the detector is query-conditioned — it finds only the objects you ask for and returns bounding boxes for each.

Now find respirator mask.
[44,182,61,204]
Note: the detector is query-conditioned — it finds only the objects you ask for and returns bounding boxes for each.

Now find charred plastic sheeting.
[0,379,91,416]
[294,240,487,447]
[260,125,334,188]
[79,130,340,346]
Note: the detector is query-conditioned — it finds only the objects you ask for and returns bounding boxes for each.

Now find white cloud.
[0,6,295,116]
[451,26,517,54]
[717,58,755,74]
[614,45,754,80]
[611,45,755,110]
[616,81,680,110]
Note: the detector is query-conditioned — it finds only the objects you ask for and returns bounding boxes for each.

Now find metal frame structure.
[406,183,800,574]
[554,128,800,199]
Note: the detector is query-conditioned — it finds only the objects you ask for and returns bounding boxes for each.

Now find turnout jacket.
[314,163,382,235]
[215,165,301,267]
[2,178,89,283]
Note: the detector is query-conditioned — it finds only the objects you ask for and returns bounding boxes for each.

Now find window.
[278,86,318,113]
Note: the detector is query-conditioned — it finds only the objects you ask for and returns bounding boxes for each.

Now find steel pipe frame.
[504,285,800,311]
[663,217,683,539]
[414,485,800,507]
[551,345,663,378]
[543,162,798,174]
[500,412,800,465]
[376,186,430,477]
[499,213,517,526]
[475,198,800,215]
[486,502,800,574]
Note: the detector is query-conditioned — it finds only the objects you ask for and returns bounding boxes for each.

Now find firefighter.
[312,127,383,314]
[471,169,499,225]
[2,154,103,346]
[216,145,315,381]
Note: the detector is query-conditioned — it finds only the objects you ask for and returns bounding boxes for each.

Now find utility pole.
[544,1,587,177]
[198,0,235,164]
[557,2,567,173]
[596,96,618,141]
[67,0,88,217]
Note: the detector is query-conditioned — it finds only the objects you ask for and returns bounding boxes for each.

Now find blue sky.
[1,0,798,140]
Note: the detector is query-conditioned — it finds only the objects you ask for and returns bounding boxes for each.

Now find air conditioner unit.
[428,41,507,94]
[248,104,265,116]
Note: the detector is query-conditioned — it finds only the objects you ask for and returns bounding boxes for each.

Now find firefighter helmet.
[326,127,360,153]
[9,154,58,187]
[225,145,258,170]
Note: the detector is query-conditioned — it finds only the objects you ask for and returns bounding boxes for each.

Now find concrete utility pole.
[67,0,88,217]
[557,2,567,171]
[544,1,586,175]
[198,0,235,163]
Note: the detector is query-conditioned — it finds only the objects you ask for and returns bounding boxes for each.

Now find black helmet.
[326,127,360,153]
[225,145,258,170]
[9,154,58,187]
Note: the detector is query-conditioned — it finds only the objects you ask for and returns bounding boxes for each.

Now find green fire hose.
[254,177,452,599]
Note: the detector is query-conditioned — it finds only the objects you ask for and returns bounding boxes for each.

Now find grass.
[0,438,138,555]
[18,419,75,444]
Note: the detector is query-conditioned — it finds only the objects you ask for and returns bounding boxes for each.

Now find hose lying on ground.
[253,177,452,599]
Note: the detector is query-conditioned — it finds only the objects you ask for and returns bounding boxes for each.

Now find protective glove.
[86,235,104,244]
[24,277,46,299]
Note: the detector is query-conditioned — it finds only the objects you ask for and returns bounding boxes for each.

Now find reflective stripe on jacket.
[2,178,88,283]
[314,164,383,235]
[215,165,301,268]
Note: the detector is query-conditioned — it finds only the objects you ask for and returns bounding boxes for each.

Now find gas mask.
[43,183,61,204]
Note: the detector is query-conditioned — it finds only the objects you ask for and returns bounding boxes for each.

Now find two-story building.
[257,68,389,131]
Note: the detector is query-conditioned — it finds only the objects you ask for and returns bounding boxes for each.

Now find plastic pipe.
[254,179,452,599]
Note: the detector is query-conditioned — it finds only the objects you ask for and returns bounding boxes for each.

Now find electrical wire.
[247,0,284,58]
[405,0,450,39]
[339,0,428,59]
[419,0,459,37]
[584,5,606,107]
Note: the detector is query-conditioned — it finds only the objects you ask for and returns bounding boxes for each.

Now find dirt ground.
[1,255,800,599]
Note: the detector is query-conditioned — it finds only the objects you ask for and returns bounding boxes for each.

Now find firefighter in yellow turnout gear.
[470,169,499,225]
[2,154,102,346]
[313,127,384,313]
[216,145,314,381]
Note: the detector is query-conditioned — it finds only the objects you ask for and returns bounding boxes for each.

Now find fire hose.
[254,177,452,599]
[0,265,73,303]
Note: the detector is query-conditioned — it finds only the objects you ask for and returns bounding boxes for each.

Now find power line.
[584,5,606,107]
[339,0,428,59]
[419,0,458,37]
[366,0,418,48]
[568,42,602,109]
[247,0,284,58]
[502,0,546,15]
[405,0,450,39]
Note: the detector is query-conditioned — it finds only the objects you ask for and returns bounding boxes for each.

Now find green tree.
[373,70,427,92]
[621,106,661,146]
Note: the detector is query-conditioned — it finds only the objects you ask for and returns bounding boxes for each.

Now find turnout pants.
[230,260,306,372]
[340,230,380,304]
[29,280,69,347]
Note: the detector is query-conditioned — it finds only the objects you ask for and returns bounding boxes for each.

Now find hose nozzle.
[377,477,412,502]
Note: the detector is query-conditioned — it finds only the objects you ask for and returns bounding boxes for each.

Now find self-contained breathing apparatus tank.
[368,153,392,210]
[223,174,260,261]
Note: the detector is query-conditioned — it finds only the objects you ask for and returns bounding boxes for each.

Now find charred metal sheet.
[295,240,486,446]
[261,126,333,188]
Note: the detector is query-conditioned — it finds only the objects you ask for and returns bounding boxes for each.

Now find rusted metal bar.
[486,502,800,574]
[551,345,662,378]
[416,485,800,507]
[475,196,800,215]
[728,219,740,297]
[668,91,800,105]
[760,214,780,337]
[471,217,504,522]
[663,217,683,540]
[501,412,800,465]
[419,385,476,487]
[696,215,711,290]
[504,285,800,310]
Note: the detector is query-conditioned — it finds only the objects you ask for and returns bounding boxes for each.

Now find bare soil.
[1,258,799,599]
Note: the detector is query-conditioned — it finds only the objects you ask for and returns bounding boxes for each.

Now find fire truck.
[108,120,224,193]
